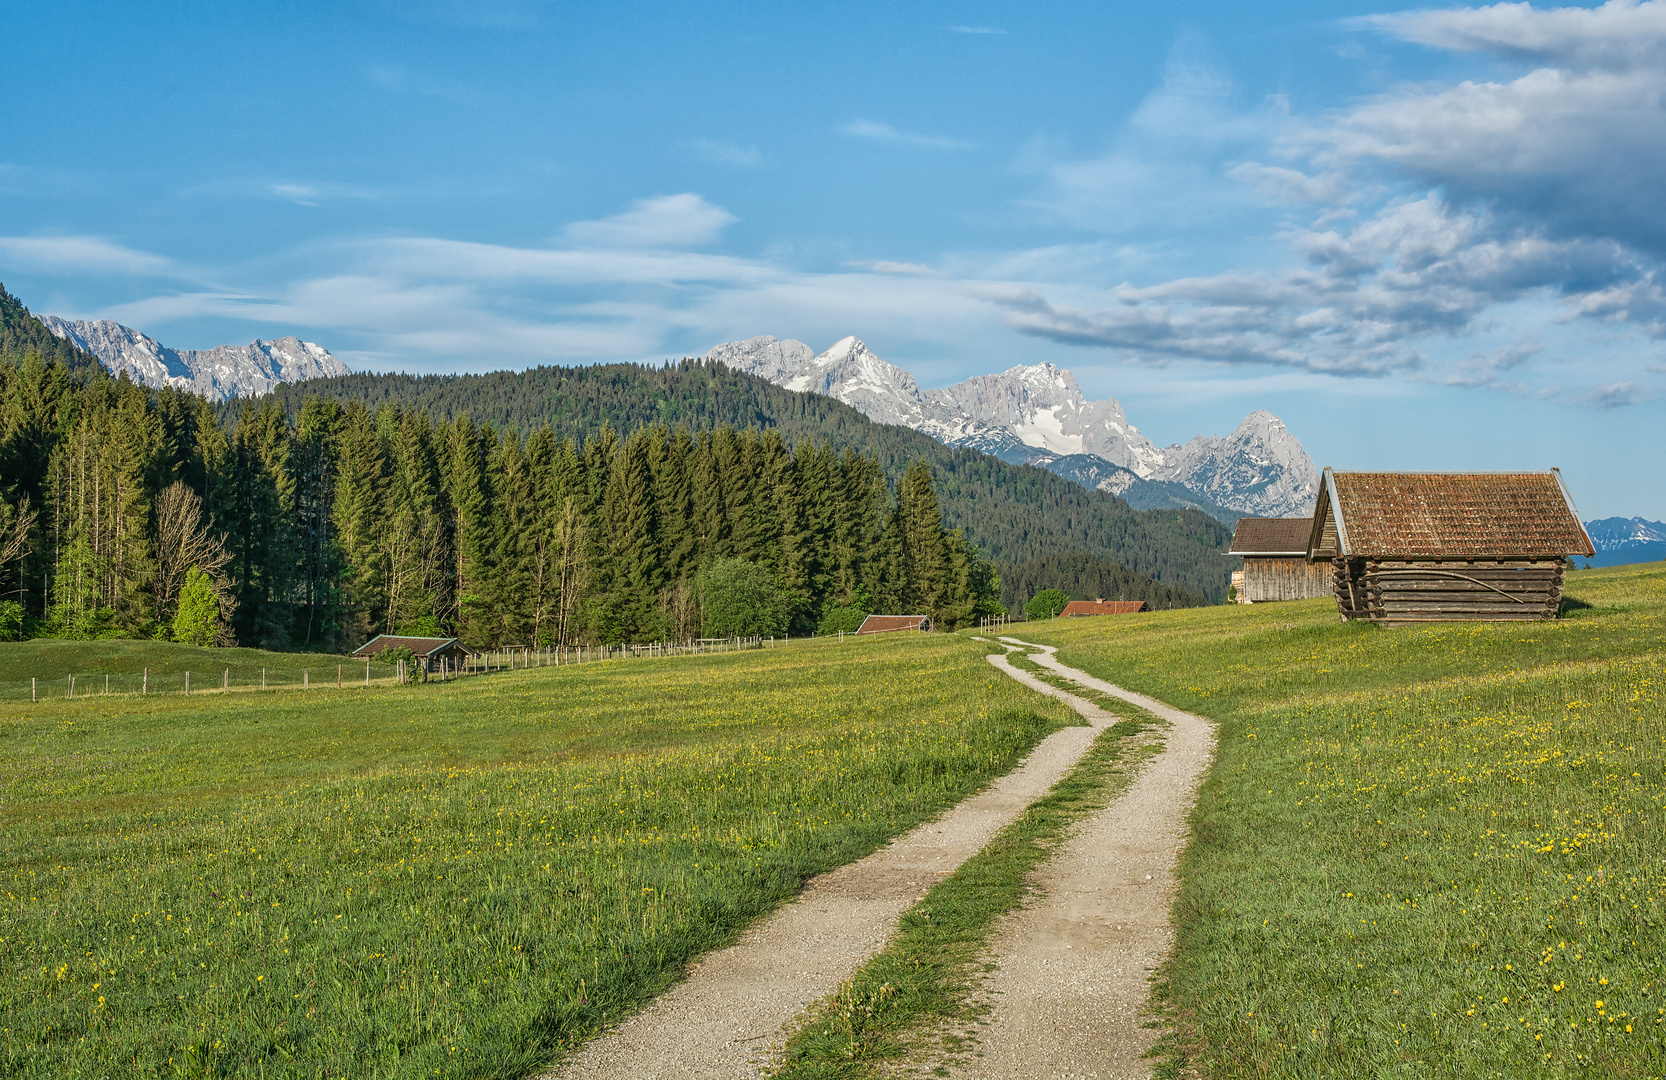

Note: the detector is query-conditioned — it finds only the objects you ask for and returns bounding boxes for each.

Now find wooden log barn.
[1058,599,1148,616]
[1305,469,1595,624]
[855,615,933,635]
[1228,517,1332,602]
[351,634,475,673]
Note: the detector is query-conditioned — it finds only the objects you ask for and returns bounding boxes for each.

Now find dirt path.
[942,638,1217,1080]
[547,647,1123,1079]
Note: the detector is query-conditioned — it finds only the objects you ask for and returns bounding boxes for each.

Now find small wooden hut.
[855,615,932,635]
[1306,469,1594,624]
[1059,599,1147,616]
[1229,517,1332,603]
[352,634,474,672]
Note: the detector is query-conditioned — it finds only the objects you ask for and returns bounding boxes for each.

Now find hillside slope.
[258,361,1236,601]
[0,284,106,379]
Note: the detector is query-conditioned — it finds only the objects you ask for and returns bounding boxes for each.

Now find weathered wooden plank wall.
[1331,559,1567,623]
[1243,557,1332,602]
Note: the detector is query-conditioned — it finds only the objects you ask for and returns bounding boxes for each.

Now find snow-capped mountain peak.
[37,315,348,401]
[703,335,1318,519]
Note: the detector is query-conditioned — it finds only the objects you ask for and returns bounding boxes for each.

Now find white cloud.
[560,193,737,249]
[948,25,1007,34]
[1003,2,1666,405]
[688,139,764,167]
[840,120,975,150]
[0,235,173,276]
[1363,0,1666,69]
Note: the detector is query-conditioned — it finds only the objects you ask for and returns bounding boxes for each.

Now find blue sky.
[4,0,1663,518]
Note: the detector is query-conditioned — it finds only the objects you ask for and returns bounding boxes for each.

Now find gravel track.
[545,647,1120,1079]
[941,638,1217,1080]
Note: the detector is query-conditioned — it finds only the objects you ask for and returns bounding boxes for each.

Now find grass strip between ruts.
[770,686,1166,1078]
[1001,648,1172,732]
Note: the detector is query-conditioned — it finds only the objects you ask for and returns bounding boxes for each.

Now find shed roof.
[1230,517,1313,555]
[855,614,931,635]
[1059,599,1148,616]
[351,634,472,659]
[1308,469,1594,560]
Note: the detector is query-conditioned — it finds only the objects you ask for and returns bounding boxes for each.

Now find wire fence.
[0,635,792,704]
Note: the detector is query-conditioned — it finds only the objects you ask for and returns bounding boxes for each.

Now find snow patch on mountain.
[1584,516,1666,567]
[37,316,348,401]
[706,334,1318,519]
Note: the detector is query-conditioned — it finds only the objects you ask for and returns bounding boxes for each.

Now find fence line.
[5,633,814,704]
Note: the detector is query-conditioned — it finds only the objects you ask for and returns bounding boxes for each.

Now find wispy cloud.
[840,120,974,150]
[845,260,943,276]
[948,25,1007,35]
[368,65,485,105]
[560,193,737,249]
[0,235,174,276]
[688,138,765,168]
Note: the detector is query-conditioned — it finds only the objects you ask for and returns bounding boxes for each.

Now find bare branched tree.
[154,481,234,624]
[0,493,36,573]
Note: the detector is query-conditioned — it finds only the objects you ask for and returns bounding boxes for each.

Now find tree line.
[0,351,1003,649]
[257,359,1238,600]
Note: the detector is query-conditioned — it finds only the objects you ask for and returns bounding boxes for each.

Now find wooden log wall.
[1330,558,1567,623]
[1243,557,1332,602]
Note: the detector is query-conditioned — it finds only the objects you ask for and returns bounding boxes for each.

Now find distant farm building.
[1306,469,1594,624]
[351,634,474,672]
[1059,599,1147,616]
[1229,517,1332,603]
[856,615,932,635]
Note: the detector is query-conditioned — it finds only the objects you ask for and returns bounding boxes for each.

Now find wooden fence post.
[185,671,190,696]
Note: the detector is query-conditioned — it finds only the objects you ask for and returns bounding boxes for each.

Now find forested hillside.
[0,284,106,380]
[259,363,1237,599]
[0,351,1013,648]
[994,552,1203,613]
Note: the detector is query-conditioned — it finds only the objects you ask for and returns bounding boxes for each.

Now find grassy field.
[0,633,1071,1078]
[1010,563,1666,1077]
[0,639,364,701]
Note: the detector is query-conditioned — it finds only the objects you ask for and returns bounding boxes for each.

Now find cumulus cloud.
[560,193,737,249]
[994,191,1659,385]
[1363,0,1666,69]
[1006,1,1666,404]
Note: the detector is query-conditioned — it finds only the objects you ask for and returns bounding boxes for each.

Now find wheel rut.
[941,638,1217,1079]
[546,646,1119,1079]
[545,640,1213,1080]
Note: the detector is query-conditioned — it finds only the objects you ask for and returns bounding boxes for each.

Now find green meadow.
[0,634,1071,1078]
[1012,563,1666,1077]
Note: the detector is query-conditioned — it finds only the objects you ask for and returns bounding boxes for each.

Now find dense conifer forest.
[0,284,1224,650]
[260,365,1236,598]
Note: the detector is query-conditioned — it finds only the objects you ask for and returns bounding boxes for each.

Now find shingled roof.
[351,634,473,659]
[1230,517,1313,555]
[1308,469,1594,560]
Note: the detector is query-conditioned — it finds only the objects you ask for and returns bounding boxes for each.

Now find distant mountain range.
[1584,517,1666,567]
[36,315,347,402]
[704,335,1320,521]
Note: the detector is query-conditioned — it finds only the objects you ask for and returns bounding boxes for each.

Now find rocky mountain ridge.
[36,316,348,402]
[1584,516,1666,567]
[705,335,1319,520]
